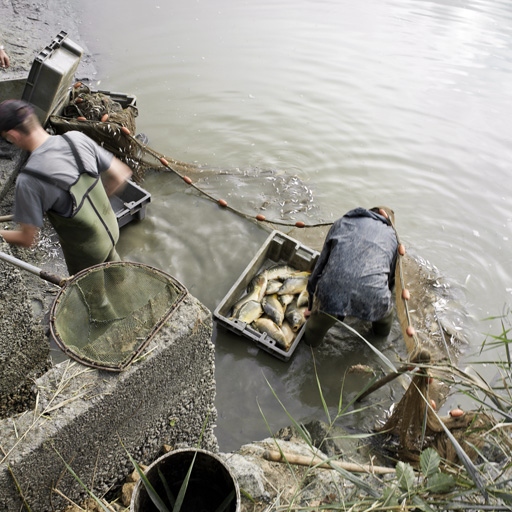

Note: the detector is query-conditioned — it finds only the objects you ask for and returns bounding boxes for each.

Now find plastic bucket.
[130,448,241,512]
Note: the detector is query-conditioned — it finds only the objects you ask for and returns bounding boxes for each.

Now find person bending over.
[304,206,398,347]
[0,99,132,275]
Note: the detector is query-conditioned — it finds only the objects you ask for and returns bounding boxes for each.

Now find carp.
[285,298,307,332]
[262,294,285,326]
[231,271,268,316]
[279,294,295,307]
[297,289,309,308]
[278,276,308,296]
[234,300,263,324]
[266,265,298,281]
[252,317,288,347]
[265,279,283,295]
[280,320,296,350]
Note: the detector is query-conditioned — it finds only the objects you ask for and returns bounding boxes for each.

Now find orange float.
[218,199,228,207]
[160,157,169,166]
[295,221,305,228]
[77,116,87,121]
[121,126,131,135]
[256,214,266,221]
[73,81,82,88]
[398,244,406,256]
[406,325,415,337]
[449,408,464,417]
[183,176,192,184]
[101,114,109,122]
[430,399,436,410]
[402,288,410,300]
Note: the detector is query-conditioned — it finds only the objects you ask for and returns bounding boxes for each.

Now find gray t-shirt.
[14,131,114,227]
[307,207,398,322]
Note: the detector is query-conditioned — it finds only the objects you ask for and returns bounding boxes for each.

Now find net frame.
[48,261,188,372]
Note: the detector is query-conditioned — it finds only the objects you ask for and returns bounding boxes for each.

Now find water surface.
[81,0,512,451]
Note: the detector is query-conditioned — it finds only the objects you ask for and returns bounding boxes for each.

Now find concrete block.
[0,240,49,400]
[0,294,218,512]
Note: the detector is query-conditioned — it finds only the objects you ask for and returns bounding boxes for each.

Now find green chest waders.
[22,134,120,275]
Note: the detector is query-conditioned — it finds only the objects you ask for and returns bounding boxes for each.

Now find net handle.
[0,250,65,287]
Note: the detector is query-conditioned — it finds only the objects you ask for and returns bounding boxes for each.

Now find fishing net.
[48,84,332,251]
[49,261,187,371]
[378,369,495,464]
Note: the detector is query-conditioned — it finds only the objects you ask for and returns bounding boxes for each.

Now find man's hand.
[0,48,10,69]
[0,223,38,247]
[101,157,133,197]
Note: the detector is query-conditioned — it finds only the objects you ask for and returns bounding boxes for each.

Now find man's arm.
[100,157,133,197]
[0,223,38,248]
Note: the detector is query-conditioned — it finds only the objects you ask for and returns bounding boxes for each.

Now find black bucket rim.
[130,447,241,512]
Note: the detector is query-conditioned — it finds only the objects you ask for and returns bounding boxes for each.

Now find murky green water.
[80,0,512,451]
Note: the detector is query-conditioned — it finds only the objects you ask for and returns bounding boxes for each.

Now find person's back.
[304,207,398,347]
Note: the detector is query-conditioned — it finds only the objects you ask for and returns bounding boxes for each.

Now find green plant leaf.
[412,494,437,512]
[173,450,198,512]
[119,437,171,512]
[333,317,397,373]
[381,485,399,508]
[434,411,489,501]
[158,467,176,508]
[420,448,440,478]
[396,461,416,493]
[425,472,456,494]
[215,489,235,512]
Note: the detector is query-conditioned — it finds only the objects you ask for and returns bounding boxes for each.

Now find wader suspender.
[21,135,117,247]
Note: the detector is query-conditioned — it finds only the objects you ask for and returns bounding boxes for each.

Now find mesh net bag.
[50,261,187,371]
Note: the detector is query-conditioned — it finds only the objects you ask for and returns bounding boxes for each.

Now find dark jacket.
[307,207,397,321]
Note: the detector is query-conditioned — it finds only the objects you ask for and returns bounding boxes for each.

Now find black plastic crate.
[109,180,151,228]
[214,230,319,361]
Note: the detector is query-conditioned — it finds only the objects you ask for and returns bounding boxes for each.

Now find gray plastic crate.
[214,230,319,361]
[22,31,84,126]
[109,180,151,228]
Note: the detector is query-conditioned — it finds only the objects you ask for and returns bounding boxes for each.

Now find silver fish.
[280,320,296,351]
[262,294,285,326]
[252,317,287,347]
[285,299,307,332]
[231,271,268,316]
[278,276,309,296]
[279,294,295,307]
[266,265,299,281]
[234,300,263,324]
[265,279,283,295]
[297,289,309,308]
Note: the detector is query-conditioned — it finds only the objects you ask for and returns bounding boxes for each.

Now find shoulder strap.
[61,133,87,174]
[21,133,93,190]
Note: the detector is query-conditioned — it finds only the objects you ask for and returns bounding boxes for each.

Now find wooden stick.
[0,214,14,222]
[263,450,395,475]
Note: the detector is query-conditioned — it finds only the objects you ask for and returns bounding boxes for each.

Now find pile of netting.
[376,351,497,464]
[49,84,332,251]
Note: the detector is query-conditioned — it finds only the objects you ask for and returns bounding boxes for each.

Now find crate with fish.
[214,230,319,361]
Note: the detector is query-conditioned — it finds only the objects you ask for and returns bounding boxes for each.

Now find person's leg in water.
[303,310,339,348]
[371,308,393,336]
[82,266,119,322]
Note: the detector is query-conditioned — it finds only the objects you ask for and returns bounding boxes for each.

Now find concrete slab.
[0,293,218,512]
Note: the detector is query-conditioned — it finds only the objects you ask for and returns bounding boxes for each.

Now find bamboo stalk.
[262,450,395,475]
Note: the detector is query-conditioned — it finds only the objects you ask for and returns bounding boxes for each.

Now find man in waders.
[303,206,398,347]
[0,99,132,318]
